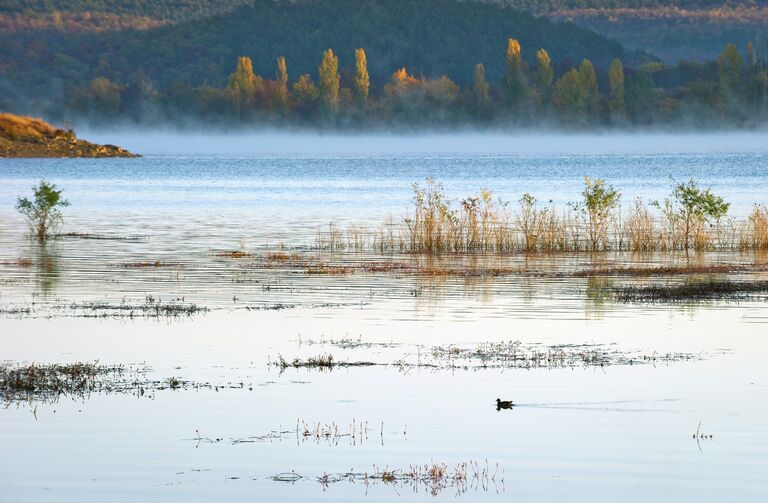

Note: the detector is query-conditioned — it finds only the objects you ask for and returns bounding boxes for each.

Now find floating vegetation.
[296,460,503,496]
[296,418,381,446]
[52,297,208,318]
[1,361,247,404]
[57,232,144,241]
[274,340,701,373]
[299,335,400,350]
[1,258,33,267]
[304,264,352,275]
[573,263,768,278]
[213,249,257,259]
[119,261,182,268]
[0,362,127,402]
[613,279,768,303]
[274,354,377,370]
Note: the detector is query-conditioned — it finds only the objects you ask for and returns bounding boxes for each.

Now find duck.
[496,398,514,409]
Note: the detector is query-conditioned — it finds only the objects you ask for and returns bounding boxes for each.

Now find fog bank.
[79,129,768,157]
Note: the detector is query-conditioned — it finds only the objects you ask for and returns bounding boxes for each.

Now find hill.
[482,1,768,62]
[0,0,630,109]
[3,1,765,62]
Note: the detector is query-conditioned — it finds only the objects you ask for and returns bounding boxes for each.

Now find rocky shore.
[0,113,139,158]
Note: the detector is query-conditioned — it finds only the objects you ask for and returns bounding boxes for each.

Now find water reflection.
[30,241,60,296]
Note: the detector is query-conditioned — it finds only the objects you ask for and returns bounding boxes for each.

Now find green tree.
[505,38,528,117]
[553,68,585,123]
[472,63,490,112]
[73,77,124,117]
[16,180,70,241]
[653,179,730,250]
[625,69,656,124]
[275,56,289,115]
[579,59,600,121]
[608,58,626,120]
[535,48,553,109]
[572,177,621,251]
[292,74,319,118]
[318,48,340,116]
[718,44,745,119]
[353,48,370,109]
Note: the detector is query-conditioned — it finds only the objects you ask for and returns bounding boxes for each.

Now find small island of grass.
[0,113,139,158]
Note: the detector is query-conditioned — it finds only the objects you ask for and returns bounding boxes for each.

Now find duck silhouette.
[496,398,514,410]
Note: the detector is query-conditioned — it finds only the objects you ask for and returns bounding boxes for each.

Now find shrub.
[16,179,70,241]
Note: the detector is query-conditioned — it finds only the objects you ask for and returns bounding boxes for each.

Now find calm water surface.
[1,134,767,502]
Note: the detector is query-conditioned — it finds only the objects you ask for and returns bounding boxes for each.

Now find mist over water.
[80,129,768,157]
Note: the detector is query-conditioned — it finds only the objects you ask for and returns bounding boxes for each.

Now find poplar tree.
[472,63,490,111]
[275,56,289,114]
[353,48,370,108]
[535,49,553,107]
[718,44,745,118]
[579,59,600,121]
[318,48,340,115]
[505,38,528,116]
[228,56,261,117]
[608,58,626,119]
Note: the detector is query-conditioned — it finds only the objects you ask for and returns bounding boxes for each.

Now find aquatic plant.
[571,177,621,251]
[652,179,730,251]
[310,177,760,254]
[16,179,70,241]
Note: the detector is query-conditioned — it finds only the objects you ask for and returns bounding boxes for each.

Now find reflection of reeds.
[312,183,768,254]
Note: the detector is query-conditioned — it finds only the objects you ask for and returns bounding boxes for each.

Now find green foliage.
[718,43,746,118]
[535,49,553,108]
[573,177,621,250]
[579,59,600,121]
[652,178,730,250]
[608,58,626,119]
[505,38,529,117]
[553,68,586,123]
[473,63,491,113]
[275,56,289,114]
[15,180,71,241]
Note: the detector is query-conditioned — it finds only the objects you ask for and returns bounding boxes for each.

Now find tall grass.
[313,179,767,254]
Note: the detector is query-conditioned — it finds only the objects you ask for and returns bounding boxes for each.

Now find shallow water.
[1,134,767,501]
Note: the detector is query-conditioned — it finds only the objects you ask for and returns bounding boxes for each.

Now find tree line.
[67,39,768,128]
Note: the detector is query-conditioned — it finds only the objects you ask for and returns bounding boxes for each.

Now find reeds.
[312,180,768,254]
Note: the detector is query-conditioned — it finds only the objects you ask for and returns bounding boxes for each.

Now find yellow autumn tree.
[353,48,370,109]
[318,49,340,115]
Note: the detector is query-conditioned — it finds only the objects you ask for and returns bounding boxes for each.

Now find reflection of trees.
[31,241,61,295]
[585,275,614,319]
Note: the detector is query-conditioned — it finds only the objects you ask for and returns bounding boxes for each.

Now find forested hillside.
[1,0,765,129]
[0,0,627,102]
[4,0,766,62]
[484,1,768,62]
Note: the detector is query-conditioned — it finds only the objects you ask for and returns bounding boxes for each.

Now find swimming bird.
[496,398,514,409]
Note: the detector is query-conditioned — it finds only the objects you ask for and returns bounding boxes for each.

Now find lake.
[1,132,767,502]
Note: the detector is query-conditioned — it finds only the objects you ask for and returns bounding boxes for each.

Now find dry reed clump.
[311,178,766,254]
[313,460,503,496]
